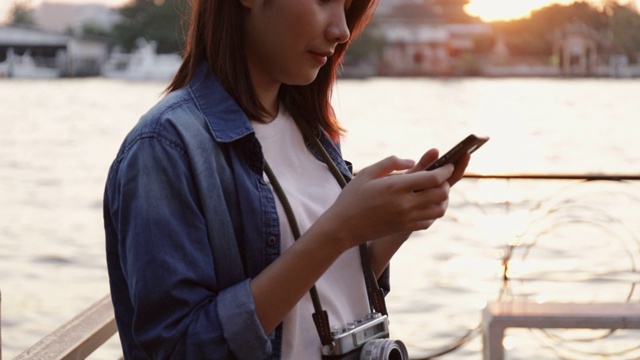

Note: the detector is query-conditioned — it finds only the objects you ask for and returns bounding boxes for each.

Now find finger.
[405,203,449,230]
[407,163,454,190]
[358,156,415,180]
[449,153,471,186]
[407,148,438,174]
[413,181,450,204]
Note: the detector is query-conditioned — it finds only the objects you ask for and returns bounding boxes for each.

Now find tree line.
[491,1,640,62]
[6,0,189,54]
[6,0,640,63]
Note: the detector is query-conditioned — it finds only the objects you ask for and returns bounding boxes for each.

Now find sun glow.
[465,0,604,22]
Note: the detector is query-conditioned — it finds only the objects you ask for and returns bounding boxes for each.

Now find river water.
[1,76,639,359]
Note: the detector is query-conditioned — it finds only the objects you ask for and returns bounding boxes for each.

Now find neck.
[260,91,279,123]
[248,69,280,123]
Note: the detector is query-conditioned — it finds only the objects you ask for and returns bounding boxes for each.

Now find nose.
[326,10,350,44]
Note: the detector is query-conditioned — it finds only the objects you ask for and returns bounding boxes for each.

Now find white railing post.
[482,301,640,360]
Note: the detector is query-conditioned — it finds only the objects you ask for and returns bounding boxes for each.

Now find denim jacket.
[104,64,389,359]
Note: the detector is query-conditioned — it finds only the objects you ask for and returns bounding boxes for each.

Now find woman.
[103,0,470,359]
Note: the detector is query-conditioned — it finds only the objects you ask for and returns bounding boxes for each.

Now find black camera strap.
[262,120,387,347]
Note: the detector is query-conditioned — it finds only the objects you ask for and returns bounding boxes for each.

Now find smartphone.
[425,134,489,171]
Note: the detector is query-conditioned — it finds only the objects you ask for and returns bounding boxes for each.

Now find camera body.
[321,313,408,360]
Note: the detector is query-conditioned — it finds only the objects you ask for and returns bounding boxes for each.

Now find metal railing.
[3,173,639,360]
[463,173,640,181]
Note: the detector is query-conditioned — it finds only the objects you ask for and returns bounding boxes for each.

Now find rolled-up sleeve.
[106,133,270,359]
[217,279,272,358]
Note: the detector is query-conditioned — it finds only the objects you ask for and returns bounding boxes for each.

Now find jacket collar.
[186,63,351,181]
[188,63,255,143]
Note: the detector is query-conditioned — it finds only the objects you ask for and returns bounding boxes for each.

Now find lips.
[313,51,334,57]
[309,50,333,65]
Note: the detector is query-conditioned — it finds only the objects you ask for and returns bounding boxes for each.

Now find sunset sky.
[465,0,637,21]
[1,0,639,25]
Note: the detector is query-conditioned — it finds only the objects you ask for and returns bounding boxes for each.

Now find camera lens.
[388,348,403,360]
[360,339,408,360]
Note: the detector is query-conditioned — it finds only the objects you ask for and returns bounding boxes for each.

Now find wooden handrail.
[14,294,117,360]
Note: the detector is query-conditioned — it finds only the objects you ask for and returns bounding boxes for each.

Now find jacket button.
[267,236,277,246]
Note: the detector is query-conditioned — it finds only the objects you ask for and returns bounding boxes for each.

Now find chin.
[285,70,322,86]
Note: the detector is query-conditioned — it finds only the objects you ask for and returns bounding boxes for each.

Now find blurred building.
[0,1,119,78]
[372,0,493,76]
[0,25,67,63]
[0,25,68,77]
[552,23,605,77]
[0,25,109,77]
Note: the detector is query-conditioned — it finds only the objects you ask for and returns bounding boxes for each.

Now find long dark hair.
[166,0,378,141]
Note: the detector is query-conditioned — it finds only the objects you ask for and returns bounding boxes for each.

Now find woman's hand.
[407,148,470,186]
[316,155,454,251]
[364,149,471,276]
[395,148,470,234]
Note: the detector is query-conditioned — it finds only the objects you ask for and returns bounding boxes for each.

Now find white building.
[0,25,109,77]
[372,1,493,76]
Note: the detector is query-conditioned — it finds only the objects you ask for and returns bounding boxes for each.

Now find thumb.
[358,156,415,180]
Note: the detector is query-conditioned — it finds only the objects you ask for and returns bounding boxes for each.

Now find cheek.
[250,27,286,65]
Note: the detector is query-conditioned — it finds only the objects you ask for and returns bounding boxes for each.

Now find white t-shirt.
[252,107,369,360]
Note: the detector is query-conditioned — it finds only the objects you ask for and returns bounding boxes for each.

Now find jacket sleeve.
[106,135,270,359]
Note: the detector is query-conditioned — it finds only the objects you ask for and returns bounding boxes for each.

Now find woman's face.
[241,0,351,90]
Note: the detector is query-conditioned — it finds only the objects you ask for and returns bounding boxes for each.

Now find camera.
[321,313,408,360]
